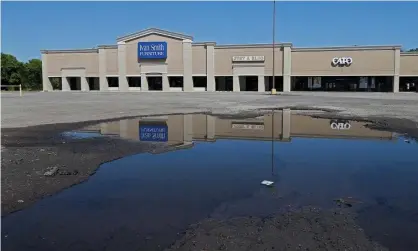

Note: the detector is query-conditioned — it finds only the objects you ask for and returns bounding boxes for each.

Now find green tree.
[1,53,24,86]
[408,48,418,52]
[1,53,43,90]
[23,59,42,90]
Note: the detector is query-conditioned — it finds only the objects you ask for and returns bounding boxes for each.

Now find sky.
[1,1,417,62]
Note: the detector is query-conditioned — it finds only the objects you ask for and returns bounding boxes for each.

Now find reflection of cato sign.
[139,124,168,142]
[332,57,353,66]
[330,120,351,130]
[138,42,167,60]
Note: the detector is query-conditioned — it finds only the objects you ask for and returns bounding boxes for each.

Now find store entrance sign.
[232,123,264,130]
[332,57,353,66]
[232,56,265,62]
[139,124,168,142]
[138,42,167,60]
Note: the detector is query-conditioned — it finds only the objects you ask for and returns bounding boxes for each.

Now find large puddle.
[2,111,418,251]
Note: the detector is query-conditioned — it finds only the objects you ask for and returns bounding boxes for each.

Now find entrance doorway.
[87,77,99,90]
[67,77,81,90]
[169,77,183,91]
[240,76,258,91]
[107,77,119,90]
[128,77,141,88]
[193,76,207,91]
[147,77,163,91]
[215,76,233,91]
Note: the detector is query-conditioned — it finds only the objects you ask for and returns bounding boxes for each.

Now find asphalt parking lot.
[2,91,418,128]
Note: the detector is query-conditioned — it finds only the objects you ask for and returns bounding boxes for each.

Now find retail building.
[41,28,418,93]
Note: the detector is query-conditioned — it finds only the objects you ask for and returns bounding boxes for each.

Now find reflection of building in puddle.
[290,115,394,140]
[82,115,195,152]
[81,111,395,149]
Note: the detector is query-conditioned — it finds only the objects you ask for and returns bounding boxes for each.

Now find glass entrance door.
[147,77,163,91]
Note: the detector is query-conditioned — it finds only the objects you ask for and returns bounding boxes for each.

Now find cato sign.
[332,57,353,67]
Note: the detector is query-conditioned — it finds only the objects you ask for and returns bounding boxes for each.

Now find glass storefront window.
[291,76,395,92]
[400,77,418,92]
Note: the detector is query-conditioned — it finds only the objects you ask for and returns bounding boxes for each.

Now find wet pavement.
[2,111,418,251]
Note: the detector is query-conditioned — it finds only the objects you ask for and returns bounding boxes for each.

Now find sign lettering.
[332,57,353,66]
[232,123,265,130]
[330,120,351,130]
[232,56,265,62]
[138,42,167,60]
[139,124,168,142]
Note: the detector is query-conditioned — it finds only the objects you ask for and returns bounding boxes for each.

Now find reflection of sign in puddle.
[232,123,264,130]
[330,119,351,130]
[139,123,168,142]
[62,131,104,139]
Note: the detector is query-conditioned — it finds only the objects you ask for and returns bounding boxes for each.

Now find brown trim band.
[97,45,118,49]
[215,43,292,49]
[401,52,418,56]
[292,45,401,52]
[41,49,98,54]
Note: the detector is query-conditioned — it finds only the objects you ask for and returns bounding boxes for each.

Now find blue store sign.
[138,41,167,60]
[139,124,168,142]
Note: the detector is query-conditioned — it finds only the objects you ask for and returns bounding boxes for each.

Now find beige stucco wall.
[192,45,207,75]
[46,52,99,76]
[101,121,121,135]
[165,115,184,143]
[119,120,138,139]
[105,48,118,75]
[400,54,418,76]
[214,114,283,140]
[291,49,395,76]
[214,47,284,76]
[192,114,208,139]
[124,34,184,75]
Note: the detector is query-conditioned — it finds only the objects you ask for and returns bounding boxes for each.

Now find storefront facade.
[41,28,418,93]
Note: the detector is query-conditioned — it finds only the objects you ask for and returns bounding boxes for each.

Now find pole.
[271,0,276,94]
[19,84,22,97]
[271,111,274,176]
